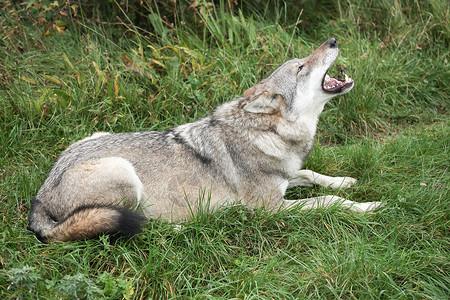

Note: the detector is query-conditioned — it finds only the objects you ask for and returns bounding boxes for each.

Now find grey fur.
[28,39,383,242]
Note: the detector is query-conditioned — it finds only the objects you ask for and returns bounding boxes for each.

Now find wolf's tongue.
[323,72,353,92]
[324,77,341,90]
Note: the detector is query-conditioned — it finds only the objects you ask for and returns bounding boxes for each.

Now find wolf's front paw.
[328,176,357,189]
[351,201,384,213]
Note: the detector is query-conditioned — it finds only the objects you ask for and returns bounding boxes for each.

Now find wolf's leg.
[283,196,383,213]
[29,157,146,242]
[288,170,357,189]
[62,156,145,207]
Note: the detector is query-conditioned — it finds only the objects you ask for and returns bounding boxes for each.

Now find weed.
[1,0,448,298]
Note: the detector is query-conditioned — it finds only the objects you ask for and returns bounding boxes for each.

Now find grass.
[1,0,449,298]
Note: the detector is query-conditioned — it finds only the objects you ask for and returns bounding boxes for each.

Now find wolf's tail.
[27,198,145,243]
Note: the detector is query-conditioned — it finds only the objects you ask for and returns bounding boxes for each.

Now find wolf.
[27,38,382,243]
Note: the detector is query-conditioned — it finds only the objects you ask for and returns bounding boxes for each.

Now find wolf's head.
[243,38,354,121]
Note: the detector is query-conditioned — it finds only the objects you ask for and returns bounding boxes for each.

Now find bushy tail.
[28,200,145,243]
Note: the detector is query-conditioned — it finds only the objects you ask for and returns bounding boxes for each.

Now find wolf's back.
[27,198,145,243]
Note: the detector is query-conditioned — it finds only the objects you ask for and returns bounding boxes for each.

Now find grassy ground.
[1,0,449,298]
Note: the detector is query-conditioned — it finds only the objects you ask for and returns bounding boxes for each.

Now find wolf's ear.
[244,78,267,97]
[243,86,256,97]
[243,92,281,114]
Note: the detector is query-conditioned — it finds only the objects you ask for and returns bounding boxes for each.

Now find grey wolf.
[28,38,382,243]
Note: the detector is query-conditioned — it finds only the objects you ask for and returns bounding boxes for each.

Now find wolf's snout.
[327,38,337,48]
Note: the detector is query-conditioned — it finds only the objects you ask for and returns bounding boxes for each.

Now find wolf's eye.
[297,65,304,73]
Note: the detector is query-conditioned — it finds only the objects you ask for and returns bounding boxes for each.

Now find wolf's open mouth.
[322,71,354,93]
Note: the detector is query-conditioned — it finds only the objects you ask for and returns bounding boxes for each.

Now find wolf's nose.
[327,38,337,48]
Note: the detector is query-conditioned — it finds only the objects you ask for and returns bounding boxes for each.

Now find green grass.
[1,0,449,298]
